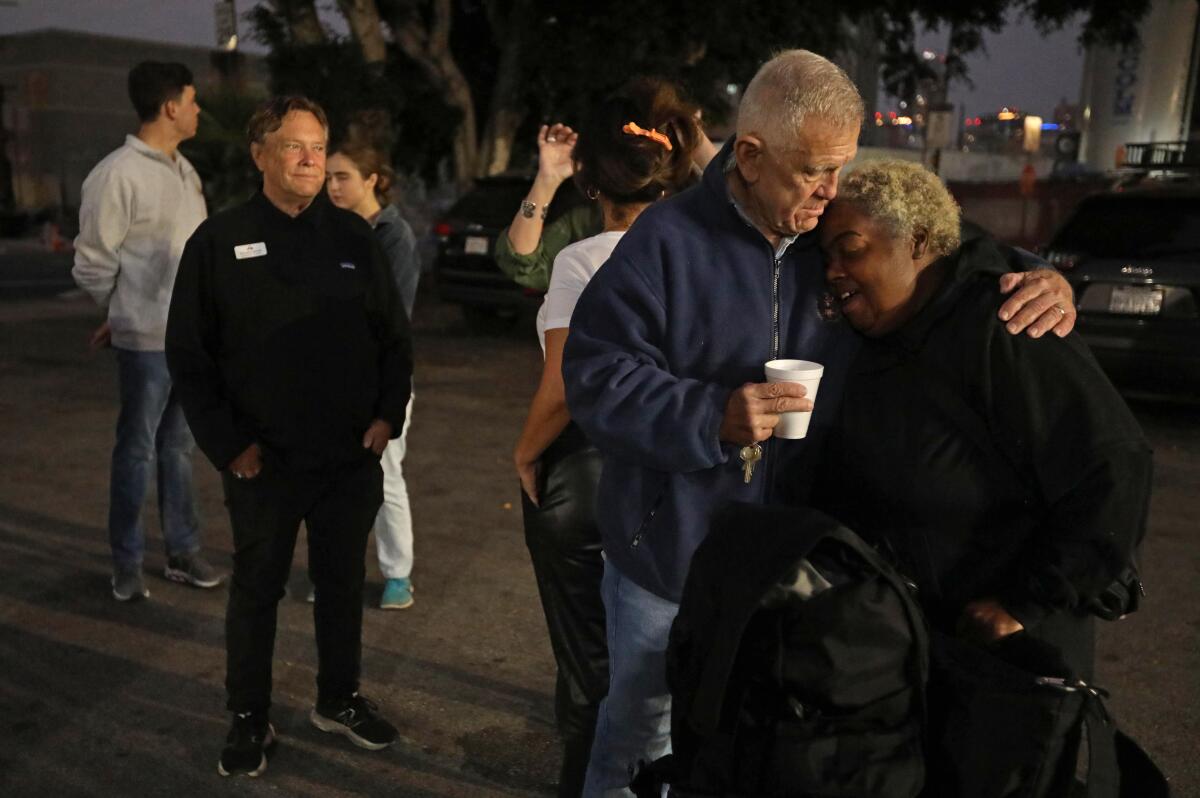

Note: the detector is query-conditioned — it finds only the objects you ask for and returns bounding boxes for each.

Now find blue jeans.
[583,560,679,797]
[108,348,200,569]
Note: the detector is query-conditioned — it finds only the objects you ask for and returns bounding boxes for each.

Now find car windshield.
[1050,195,1200,259]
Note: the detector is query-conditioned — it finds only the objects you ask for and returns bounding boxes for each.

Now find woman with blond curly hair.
[811,159,1152,796]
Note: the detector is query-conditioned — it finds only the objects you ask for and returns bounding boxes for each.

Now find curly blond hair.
[838,160,961,257]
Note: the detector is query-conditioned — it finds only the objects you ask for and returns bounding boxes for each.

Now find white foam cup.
[763,359,824,439]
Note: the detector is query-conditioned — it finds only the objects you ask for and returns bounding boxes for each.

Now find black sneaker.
[309,693,397,751]
[217,712,275,777]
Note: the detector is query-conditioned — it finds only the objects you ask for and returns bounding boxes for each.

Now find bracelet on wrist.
[520,199,551,220]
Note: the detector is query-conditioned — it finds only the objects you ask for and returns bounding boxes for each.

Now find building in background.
[0,28,266,213]
[1078,0,1200,170]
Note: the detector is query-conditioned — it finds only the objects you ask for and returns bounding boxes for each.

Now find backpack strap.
[824,525,931,733]
[1081,693,1119,797]
[1073,689,1165,798]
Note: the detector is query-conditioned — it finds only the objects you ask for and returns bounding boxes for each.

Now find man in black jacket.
[165,96,412,778]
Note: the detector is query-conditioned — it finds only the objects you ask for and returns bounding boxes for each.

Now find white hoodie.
[73,134,207,350]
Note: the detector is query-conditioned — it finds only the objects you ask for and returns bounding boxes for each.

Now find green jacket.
[494,204,602,292]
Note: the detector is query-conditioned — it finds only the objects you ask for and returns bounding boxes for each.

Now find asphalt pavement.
[0,288,1196,797]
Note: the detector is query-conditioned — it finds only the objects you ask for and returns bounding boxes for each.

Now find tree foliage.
[247,0,1150,187]
[180,88,265,212]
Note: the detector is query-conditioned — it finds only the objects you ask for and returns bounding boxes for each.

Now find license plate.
[464,236,489,255]
[1109,285,1163,315]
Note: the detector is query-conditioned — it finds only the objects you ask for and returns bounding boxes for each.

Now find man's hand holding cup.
[763,359,824,439]
[720,381,813,447]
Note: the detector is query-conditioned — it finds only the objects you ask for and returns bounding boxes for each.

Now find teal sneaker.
[380,578,413,610]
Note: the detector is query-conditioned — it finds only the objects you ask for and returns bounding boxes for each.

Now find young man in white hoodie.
[73,61,220,601]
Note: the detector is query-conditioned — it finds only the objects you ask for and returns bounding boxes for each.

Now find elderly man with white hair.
[562,49,1076,796]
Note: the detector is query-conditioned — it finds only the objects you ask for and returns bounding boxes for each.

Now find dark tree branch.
[338,0,389,65]
[268,0,326,44]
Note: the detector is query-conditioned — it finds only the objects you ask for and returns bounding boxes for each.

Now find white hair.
[736,50,864,148]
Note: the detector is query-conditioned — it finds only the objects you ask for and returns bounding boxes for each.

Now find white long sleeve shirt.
[73,134,207,350]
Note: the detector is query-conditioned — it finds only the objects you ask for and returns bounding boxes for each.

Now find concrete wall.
[850,146,1109,250]
[948,179,1109,250]
[854,145,1058,182]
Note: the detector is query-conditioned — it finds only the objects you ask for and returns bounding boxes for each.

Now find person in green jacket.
[493,123,601,293]
[495,86,719,292]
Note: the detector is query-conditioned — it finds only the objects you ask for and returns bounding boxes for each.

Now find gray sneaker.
[112,568,150,601]
[164,553,223,589]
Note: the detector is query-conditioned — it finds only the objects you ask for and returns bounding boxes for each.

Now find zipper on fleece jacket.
[761,252,784,503]
[771,254,782,360]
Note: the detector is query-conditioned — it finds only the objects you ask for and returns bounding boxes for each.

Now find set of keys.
[739,443,763,483]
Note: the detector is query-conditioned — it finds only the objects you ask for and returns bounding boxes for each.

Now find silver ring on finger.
[547,136,556,143]
[1053,305,1067,316]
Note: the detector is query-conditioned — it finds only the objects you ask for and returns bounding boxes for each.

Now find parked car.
[432,175,586,332]
[1043,181,1200,394]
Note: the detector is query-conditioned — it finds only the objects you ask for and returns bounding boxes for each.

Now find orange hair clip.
[623,121,673,151]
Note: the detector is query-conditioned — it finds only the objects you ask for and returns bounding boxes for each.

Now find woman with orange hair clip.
[512,80,704,797]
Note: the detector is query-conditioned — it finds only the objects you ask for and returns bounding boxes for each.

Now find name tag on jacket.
[234,242,268,260]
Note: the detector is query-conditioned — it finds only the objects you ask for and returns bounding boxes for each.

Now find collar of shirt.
[717,144,799,260]
[251,189,329,229]
[124,133,192,176]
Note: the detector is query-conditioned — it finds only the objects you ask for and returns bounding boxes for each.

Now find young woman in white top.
[512,79,703,798]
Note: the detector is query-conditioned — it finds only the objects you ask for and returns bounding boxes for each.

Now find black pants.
[521,424,608,798]
[222,454,383,714]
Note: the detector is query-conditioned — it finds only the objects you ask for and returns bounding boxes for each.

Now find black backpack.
[634,502,929,798]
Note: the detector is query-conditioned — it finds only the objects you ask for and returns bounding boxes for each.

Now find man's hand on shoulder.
[362,419,393,455]
[719,382,812,446]
[998,269,1076,339]
[228,443,263,480]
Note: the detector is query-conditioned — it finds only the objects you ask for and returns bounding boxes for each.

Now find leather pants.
[521,423,609,798]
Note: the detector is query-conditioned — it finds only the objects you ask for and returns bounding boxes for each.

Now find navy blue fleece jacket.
[562,145,859,602]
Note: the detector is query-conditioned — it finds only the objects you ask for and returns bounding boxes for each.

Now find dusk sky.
[1,0,1087,120]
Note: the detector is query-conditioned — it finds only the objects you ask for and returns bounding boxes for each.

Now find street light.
[1023,115,1044,153]
[215,0,238,51]
[1019,115,1043,246]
